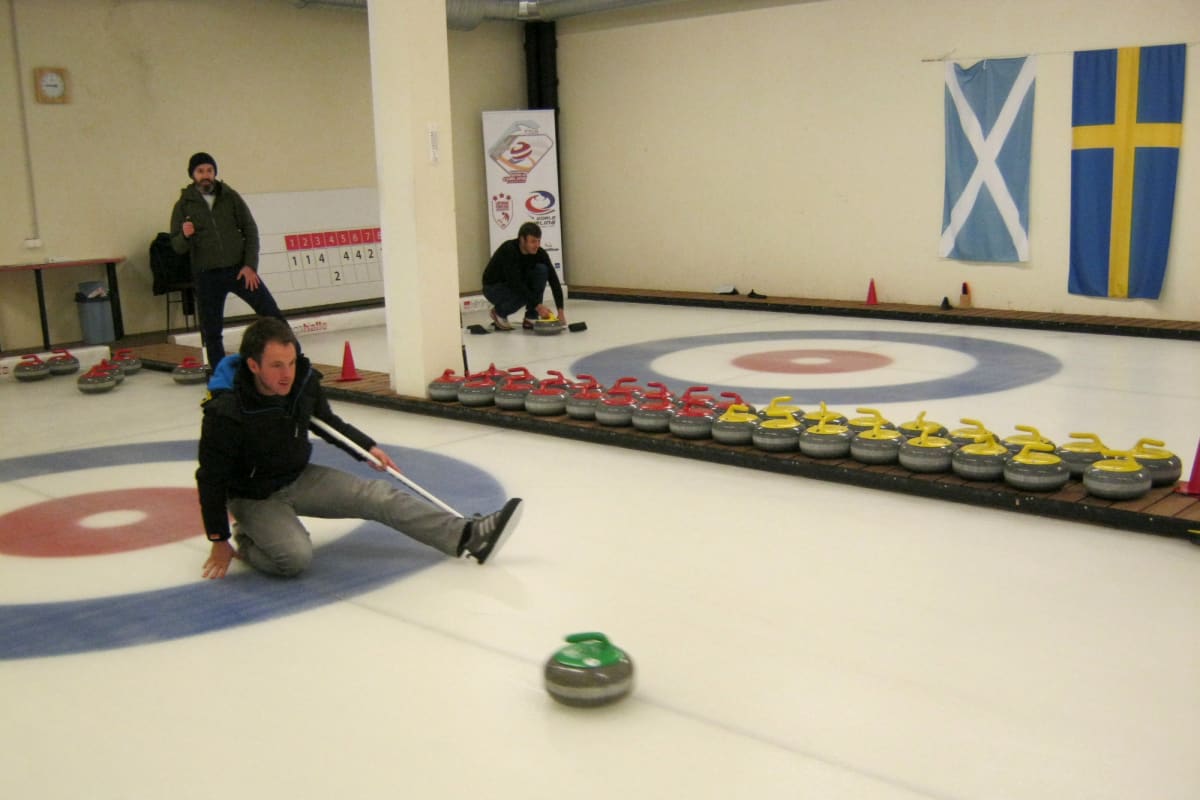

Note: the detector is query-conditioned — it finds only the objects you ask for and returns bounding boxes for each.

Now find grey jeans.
[227,464,466,577]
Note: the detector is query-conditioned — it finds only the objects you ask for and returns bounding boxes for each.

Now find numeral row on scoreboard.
[285,228,382,250]
[287,244,382,271]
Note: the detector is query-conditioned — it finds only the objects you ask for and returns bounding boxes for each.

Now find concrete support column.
[367,0,462,395]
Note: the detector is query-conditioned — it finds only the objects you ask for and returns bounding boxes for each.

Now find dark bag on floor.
[149,232,192,295]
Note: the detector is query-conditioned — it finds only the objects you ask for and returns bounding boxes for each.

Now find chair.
[149,233,196,333]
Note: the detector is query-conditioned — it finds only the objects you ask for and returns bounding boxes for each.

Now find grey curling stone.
[1055,434,1108,479]
[1083,457,1152,500]
[495,380,535,411]
[594,395,636,427]
[799,423,852,459]
[1002,426,1055,457]
[668,404,715,440]
[951,436,1009,482]
[532,317,565,336]
[457,378,497,407]
[1130,439,1182,487]
[544,632,634,708]
[1003,445,1070,492]
[427,369,465,401]
[77,365,118,394]
[172,357,208,385]
[98,360,126,384]
[525,385,568,416]
[14,355,50,382]
[899,433,956,473]
[850,427,903,465]
[752,419,801,452]
[898,413,947,439]
[112,349,143,375]
[631,399,675,433]
[711,406,759,446]
[566,386,603,420]
[47,349,80,376]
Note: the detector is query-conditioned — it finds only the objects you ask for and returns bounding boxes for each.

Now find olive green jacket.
[169,181,260,272]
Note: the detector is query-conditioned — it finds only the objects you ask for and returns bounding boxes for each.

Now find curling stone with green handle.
[1002,424,1055,456]
[1130,438,1182,486]
[898,427,955,473]
[799,414,852,458]
[14,354,50,382]
[47,348,80,376]
[1082,451,1153,500]
[898,411,947,439]
[427,368,465,401]
[1004,442,1070,492]
[712,404,759,446]
[1055,432,1109,479]
[544,632,634,707]
[850,412,903,465]
[951,433,1009,481]
[948,418,990,448]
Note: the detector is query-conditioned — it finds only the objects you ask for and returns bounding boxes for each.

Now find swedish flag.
[1069,44,1186,299]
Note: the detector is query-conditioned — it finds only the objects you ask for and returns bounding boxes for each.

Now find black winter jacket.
[195,354,374,541]
[169,180,260,272]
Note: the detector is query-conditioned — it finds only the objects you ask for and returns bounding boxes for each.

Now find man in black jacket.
[170,152,287,368]
[481,221,566,331]
[196,318,522,579]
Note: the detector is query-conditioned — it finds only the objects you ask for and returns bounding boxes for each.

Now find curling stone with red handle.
[565,376,603,420]
[544,632,634,708]
[457,376,498,407]
[715,391,757,416]
[898,427,955,473]
[172,356,208,385]
[676,385,716,410]
[898,411,947,439]
[525,379,569,416]
[951,433,1010,482]
[849,409,903,465]
[77,364,118,394]
[13,354,50,382]
[668,400,716,439]
[711,404,760,446]
[1004,443,1070,492]
[595,381,639,426]
[1082,451,1153,500]
[1129,438,1182,486]
[495,377,536,410]
[47,348,80,376]
[632,386,676,433]
[1002,425,1055,456]
[604,376,644,400]
[799,413,852,459]
[1055,432,1110,479]
[97,359,126,384]
[427,369,466,401]
[112,348,143,375]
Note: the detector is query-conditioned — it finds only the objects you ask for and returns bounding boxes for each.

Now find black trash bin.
[75,281,115,345]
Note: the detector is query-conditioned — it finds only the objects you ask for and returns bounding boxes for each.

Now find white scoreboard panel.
[228,188,384,315]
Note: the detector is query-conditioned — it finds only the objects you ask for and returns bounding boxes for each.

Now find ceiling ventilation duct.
[295,1,682,30]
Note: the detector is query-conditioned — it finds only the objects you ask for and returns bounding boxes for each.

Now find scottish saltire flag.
[941,56,1036,262]
[1070,44,1186,298]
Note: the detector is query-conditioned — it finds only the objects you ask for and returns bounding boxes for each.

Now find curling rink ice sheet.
[1,299,1198,800]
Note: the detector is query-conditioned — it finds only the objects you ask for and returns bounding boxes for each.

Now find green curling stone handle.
[555,632,624,668]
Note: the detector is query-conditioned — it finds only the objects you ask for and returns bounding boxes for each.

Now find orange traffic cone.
[338,340,361,382]
[866,279,878,306]
[959,281,973,309]
[1175,439,1200,496]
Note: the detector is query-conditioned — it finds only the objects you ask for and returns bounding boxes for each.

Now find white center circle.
[78,510,147,529]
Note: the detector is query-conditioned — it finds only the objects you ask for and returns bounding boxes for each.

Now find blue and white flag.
[941,56,1036,262]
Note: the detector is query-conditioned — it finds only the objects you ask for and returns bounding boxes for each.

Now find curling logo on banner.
[488,121,554,184]
[0,440,507,661]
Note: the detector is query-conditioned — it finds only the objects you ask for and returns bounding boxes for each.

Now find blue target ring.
[0,440,505,660]
[571,329,1061,404]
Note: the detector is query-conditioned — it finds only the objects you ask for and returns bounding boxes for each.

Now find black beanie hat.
[188,152,217,178]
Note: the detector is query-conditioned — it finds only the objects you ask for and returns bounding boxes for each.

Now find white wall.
[556,0,1200,319]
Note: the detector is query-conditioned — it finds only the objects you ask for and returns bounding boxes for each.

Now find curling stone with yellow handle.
[1130,438,1182,487]
[801,401,846,429]
[898,411,947,439]
[532,312,565,336]
[1082,451,1153,500]
[712,404,760,446]
[752,396,803,452]
[1055,432,1110,478]
[951,433,1010,482]
[1004,442,1070,492]
[850,409,903,465]
[799,413,853,459]
[1002,424,1055,456]
[847,407,896,435]
[899,426,956,473]
[948,418,991,448]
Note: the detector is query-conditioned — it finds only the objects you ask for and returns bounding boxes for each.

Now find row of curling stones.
[76,349,143,394]
[544,632,634,707]
[14,348,82,381]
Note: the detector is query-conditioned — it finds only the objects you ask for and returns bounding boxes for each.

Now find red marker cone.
[959,281,973,309]
[1176,439,1200,496]
[338,340,361,382]
[866,279,878,306]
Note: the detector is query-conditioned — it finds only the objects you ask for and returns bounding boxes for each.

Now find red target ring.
[0,488,199,557]
[732,349,894,374]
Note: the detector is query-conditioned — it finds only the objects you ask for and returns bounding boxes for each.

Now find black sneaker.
[490,309,513,331]
[461,498,523,564]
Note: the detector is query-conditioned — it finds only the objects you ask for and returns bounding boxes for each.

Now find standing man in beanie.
[170,152,287,368]
[481,221,566,331]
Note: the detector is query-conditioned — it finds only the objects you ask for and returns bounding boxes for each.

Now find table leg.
[106,260,124,340]
[34,269,50,350]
